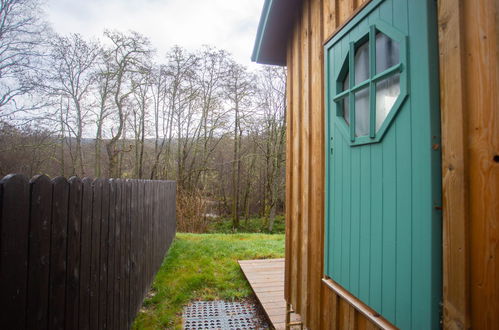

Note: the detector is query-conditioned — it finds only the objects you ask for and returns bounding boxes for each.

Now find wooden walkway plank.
[238,259,301,329]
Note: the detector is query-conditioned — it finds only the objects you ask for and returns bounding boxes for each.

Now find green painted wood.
[381,121,396,321]
[350,146,361,296]
[324,0,441,328]
[369,142,383,312]
[341,134,351,286]
[392,1,412,328]
[358,146,371,303]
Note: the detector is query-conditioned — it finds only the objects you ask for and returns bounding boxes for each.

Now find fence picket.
[99,179,110,329]
[89,179,102,329]
[0,174,30,329]
[65,177,83,330]
[79,177,93,330]
[48,177,70,330]
[114,179,122,330]
[26,175,52,330]
[106,179,116,330]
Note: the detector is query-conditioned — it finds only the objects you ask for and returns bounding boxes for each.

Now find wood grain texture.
[300,0,311,323]
[438,1,469,328]
[439,0,499,329]
[290,8,302,312]
[463,0,499,326]
[65,177,83,330]
[309,0,325,328]
[285,1,380,329]
[0,174,30,329]
[26,175,53,330]
[48,177,70,330]
[239,259,301,330]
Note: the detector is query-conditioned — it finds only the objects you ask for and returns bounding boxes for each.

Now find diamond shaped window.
[333,24,407,145]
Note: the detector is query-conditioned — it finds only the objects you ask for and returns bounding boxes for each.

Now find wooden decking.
[238,259,301,329]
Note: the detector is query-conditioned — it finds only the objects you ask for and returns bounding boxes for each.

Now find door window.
[333,25,407,145]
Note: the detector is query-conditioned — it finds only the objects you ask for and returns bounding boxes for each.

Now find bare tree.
[130,64,153,178]
[187,46,230,190]
[0,0,46,117]
[163,46,199,187]
[102,30,152,178]
[255,66,287,231]
[45,33,99,176]
[225,61,255,229]
[93,49,114,177]
[149,64,170,179]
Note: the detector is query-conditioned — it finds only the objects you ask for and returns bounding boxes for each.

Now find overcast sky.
[45,0,265,68]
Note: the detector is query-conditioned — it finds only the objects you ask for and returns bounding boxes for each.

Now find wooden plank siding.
[285,0,380,329]
[438,0,499,329]
[284,0,498,329]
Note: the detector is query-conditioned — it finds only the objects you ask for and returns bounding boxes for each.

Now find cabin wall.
[438,0,499,328]
[284,0,498,329]
[285,0,376,329]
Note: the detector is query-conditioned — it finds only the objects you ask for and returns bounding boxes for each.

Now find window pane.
[376,74,400,132]
[354,41,369,84]
[355,88,370,136]
[342,97,350,126]
[376,32,400,73]
[342,72,350,91]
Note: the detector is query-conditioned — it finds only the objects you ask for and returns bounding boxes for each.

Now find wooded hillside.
[0,0,286,232]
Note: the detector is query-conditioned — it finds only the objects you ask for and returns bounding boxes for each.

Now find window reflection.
[376,74,400,132]
[342,98,350,125]
[355,88,370,136]
[354,41,369,84]
[376,32,400,73]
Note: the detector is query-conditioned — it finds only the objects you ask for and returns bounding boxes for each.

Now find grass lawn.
[132,233,285,329]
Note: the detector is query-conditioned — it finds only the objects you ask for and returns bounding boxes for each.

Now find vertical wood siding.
[285,0,379,329]
[285,0,497,329]
[439,0,499,329]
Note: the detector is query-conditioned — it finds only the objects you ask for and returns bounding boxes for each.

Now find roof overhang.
[251,0,301,66]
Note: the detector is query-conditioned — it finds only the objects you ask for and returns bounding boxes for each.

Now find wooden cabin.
[252,0,498,329]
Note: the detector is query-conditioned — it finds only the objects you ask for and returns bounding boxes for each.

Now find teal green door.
[324,0,441,329]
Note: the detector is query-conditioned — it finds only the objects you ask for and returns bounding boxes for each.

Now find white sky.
[45,0,265,69]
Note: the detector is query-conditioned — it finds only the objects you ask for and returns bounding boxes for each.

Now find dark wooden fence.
[0,174,176,330]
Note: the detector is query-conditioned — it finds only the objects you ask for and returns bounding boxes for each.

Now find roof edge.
[251,0,273,63]
[251,0,300,66]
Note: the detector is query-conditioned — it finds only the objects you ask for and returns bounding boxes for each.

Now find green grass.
[208,215,285,234]
[132,233,285,329]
